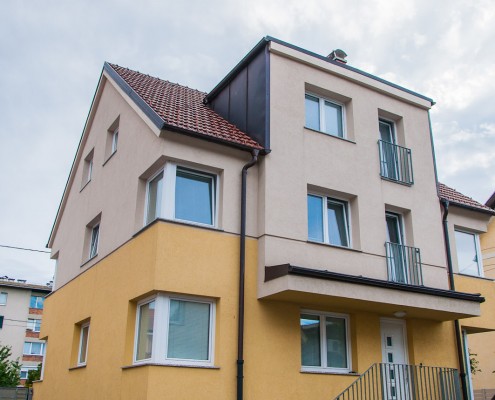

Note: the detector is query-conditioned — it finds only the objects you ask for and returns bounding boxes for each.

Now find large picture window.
[134,294,215,366]
[305,94,345,138]
[300,311,351,372]
[308,195,350,247]
[455,230,483,277]
[145,164,217,227]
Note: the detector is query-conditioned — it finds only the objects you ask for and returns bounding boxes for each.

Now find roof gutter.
[441,199,469,400]
[237,149,259,400]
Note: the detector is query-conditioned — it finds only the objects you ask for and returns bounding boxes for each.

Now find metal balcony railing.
[378,140,414,185]
[334,363,462,400]
[385,242,423,286]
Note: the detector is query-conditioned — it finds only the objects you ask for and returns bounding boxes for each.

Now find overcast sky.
[1,0,494,285]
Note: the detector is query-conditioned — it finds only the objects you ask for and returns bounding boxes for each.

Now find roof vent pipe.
[328,49,348,64]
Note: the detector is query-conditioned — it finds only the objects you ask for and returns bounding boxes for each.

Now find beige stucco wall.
[50,76,258,289]
[258,48,448,299]
[0,287,30,361]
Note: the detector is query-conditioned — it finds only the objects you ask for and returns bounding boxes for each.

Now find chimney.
[328,49,348,64]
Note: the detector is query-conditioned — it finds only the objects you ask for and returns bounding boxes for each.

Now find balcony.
[334,363,461,400]
[385,242,423,286]
[378,140,414,185]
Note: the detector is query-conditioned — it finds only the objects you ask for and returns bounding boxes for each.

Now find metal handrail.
[334,363,462,400]
[385,242,423,286]
[378,140,414,185]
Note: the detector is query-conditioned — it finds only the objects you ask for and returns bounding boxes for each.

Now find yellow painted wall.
[455,275,495,332]
[35,222,463,400]
[469,219,495,390]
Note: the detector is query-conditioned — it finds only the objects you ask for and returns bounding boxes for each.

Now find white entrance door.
[381,319,410,399]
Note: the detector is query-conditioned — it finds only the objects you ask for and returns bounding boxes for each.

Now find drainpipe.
[441,199,469,400]
[237,149,259,400]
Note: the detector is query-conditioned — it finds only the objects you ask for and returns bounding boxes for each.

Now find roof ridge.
[107,63,208,96]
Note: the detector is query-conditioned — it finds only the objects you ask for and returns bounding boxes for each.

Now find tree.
[469,349,481,375]
[0,345,20,387]
[25,363,41,387]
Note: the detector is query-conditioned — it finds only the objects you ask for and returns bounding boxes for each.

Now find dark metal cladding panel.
[210,88,229,121]
[246,49,268,148]
[229,68,248,132]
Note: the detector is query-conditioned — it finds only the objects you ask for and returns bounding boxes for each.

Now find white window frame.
[23,342,45,356]
[144,163,219,228]
[0,292,7,305]
[20,366,37,380]
[133,294,216,367]
[300,310,351,373]
[305,93,346,138]
[111,128,119,154]
[27,318,41,332]
[89,223,100,259]
[78,322,90,366]
[308,194,351,248]
[454,229,483,277]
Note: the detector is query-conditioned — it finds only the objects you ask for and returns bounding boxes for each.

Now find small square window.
[0,292,7,305]
[78,323,90,365]
[27,319,41,332]
[300,311,351,372]
[305,94,345,138]
[23,341,45,355]
[145,164,217,228]
[307,195,350,247]
[455,230,483,277]
[134,295,215,366]
[30,295,44,309]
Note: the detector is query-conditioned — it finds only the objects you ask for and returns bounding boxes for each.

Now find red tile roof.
[107,64,263,150]
[438,183,495,214]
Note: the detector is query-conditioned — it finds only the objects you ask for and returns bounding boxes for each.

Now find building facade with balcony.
[0,279,51,385]
[36,37,485,400]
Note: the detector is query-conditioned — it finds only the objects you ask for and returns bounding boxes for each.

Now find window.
[455,230,483,277]
[0,292,7,305]
[378,118,413,185]
[134,294,215,366]
[89,224,99,259]
[145,164,217,227]
[305,93,345,138]
[20,367,36,380]
[78,323,90,365]
[307,195,350,247]
[111,128,119,154]
[300,311,351,372]
[27,319,41,332]
[82,150,94,186]
[30,295,44,309]
[23,342,45,355]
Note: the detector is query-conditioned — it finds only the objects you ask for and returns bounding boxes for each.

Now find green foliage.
[0,345,20,387]
[25,363,41,387]
[469,349,481,375]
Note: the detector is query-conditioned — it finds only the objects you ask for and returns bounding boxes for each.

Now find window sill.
[301,368,358,376]
[304,127,356,144]
[135,218,224,238]
[380,176,413,187]
[79,179,91,193]
[68,365,86,371]
[80,255,98,268]
[307,240,362,253]
[122,362,219,370]
[102,151,117,167]
[456,273,492,281]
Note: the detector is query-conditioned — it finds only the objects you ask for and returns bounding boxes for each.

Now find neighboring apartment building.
[36,37,490,400]
[0,278,51,385]
[438,184,495,399]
